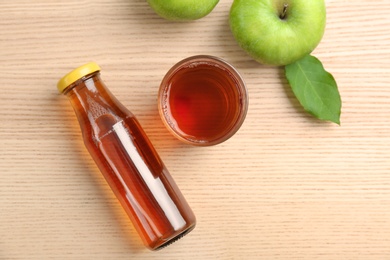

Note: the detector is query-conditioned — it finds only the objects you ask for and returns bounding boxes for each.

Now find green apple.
[229,0,326,66]
[147,0,219,21]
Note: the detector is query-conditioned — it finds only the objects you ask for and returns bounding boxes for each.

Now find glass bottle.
[57,62,196,250]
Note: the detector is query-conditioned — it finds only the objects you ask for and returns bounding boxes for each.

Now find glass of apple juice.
[158,55,248,146]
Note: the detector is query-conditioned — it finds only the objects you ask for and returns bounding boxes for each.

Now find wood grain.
[1,0,390,259]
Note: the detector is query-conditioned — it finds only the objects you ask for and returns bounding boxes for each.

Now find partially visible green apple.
[147,0,219,21]
[229,0,326,66]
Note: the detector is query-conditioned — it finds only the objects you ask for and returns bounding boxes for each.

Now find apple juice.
[159,55,248,146]
[57,63,196,250]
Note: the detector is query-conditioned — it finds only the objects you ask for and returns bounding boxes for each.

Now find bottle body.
[63,70,196,250]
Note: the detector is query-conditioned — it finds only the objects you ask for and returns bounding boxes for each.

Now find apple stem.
[280,3,288,20]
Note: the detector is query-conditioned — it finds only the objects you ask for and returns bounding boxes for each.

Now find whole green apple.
[147,0,219,20]
[229,0,326,66]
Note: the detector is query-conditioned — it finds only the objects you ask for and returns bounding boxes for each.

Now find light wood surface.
[1,0,390,259]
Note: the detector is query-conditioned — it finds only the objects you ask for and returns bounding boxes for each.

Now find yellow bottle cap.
[57,62,101,93]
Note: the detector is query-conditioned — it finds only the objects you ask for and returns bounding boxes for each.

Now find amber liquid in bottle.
[64,72,196,250]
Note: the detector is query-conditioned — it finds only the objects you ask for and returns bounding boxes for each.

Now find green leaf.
[285,54,342,124]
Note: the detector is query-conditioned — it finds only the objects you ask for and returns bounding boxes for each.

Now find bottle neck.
[64,72,131,140]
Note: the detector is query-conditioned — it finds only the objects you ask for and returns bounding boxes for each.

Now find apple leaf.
[285,54,341,124]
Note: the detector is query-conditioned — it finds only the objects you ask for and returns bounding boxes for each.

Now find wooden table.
[1,0,389,259]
